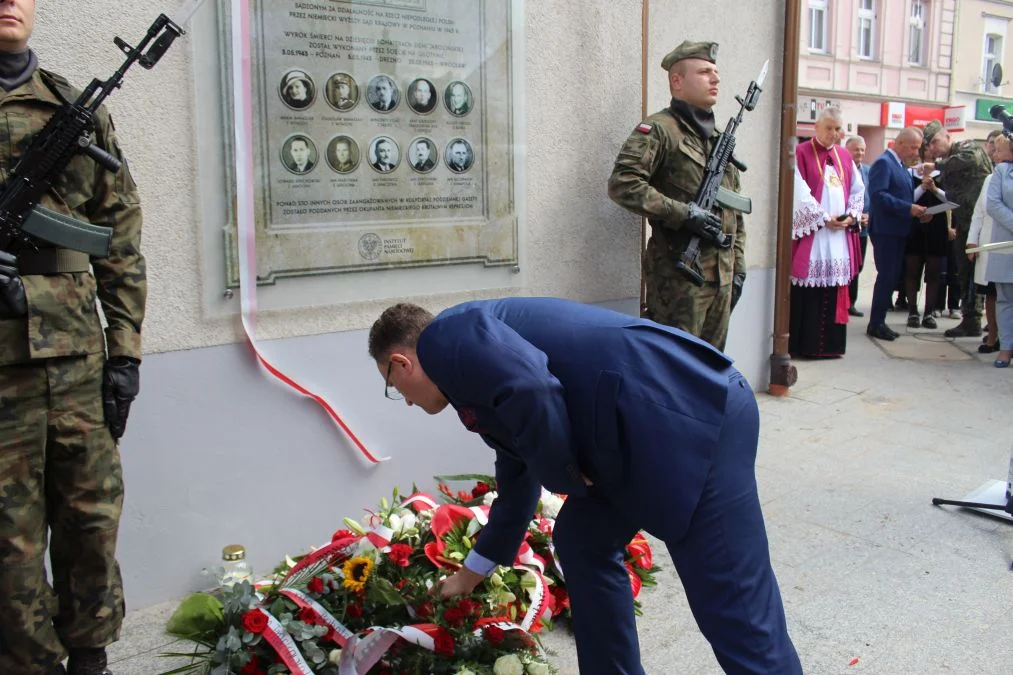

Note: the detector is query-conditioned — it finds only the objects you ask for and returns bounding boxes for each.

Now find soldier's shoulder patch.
[635,122,653,134]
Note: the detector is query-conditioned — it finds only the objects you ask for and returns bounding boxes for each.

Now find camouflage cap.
[662,41,719,71]
[921,120,943,145]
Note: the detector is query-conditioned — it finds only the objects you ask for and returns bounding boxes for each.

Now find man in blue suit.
[369,298,802,674]
[867,127,928,340]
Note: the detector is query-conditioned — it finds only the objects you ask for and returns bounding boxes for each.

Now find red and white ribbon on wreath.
[279,588,356,647]
[230,0,385,467]
[252,608,314,675]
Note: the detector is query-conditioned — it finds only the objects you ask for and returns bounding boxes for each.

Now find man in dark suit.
[846,136,871,317]
[867,127,928,340]
[369,298,802,675]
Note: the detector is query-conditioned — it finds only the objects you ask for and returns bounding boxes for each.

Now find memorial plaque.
[226,0,519,285]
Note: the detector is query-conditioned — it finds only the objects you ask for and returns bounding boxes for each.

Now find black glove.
[103,356,140,440]
[731,272,746,311]
[684,203,733,249]
[0,251,27,318]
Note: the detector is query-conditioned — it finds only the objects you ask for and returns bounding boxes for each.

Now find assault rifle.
[0,0,207,267]
[676,59,769,286]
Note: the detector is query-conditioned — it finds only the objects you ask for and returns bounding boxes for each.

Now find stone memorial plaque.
[227,0,519,284]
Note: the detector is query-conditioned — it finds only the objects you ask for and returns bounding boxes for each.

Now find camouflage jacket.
[608,105,746,286]
[938,140,992,235]
[0,68,146,366]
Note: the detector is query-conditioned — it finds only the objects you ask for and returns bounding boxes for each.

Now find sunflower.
[341,556,374,593]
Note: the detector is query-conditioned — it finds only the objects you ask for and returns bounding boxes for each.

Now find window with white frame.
[908,0,926,65]
[858,0,876,59]
[809,0,829,52]
[984,34,1003,93]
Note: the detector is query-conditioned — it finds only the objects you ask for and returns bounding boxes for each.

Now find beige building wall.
[950,0,1013,140]
[32,0,785,358]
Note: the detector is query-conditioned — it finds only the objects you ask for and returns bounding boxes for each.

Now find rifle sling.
[18,247,90,274]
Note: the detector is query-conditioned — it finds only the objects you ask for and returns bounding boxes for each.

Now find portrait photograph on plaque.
[220,0,522,288]
[279,69,316,110]
[325,72,360,111]
[326,135,360,174]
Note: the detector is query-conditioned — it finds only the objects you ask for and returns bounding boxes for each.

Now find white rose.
[539,490,564,519]
[399,511,417,531]
[493,654,525,675]
[483,490,498,506]
[327,648,342,665]
[456,670,478,675]
[526,662,551,675]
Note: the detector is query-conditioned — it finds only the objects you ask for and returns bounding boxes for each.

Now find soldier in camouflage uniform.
[608,40,748,351]
[0,2,146,674]
[920,121,994,337]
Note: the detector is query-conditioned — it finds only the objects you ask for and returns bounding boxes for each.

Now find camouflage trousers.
[644,270,733,351]
[954,232,984,323]
[0,353,124,675]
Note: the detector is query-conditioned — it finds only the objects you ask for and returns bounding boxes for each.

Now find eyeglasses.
[384,360,403,401]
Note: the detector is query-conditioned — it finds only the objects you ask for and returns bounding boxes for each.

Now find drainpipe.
[639,0,649,315]
[769,0,801,396]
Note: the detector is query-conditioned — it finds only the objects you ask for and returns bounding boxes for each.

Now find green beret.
[661,41,718,71]
[921,120,943,145]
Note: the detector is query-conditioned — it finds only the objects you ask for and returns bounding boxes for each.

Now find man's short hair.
[368,303,434,360]
[845,135,866,148]
[816,106,843,124]
[987,129,1004,141]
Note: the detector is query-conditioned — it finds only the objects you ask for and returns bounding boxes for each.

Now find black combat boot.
[944,318,982,338]
[67,648,112,675]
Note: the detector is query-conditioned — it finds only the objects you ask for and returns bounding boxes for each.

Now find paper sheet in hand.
[922,201,959,216]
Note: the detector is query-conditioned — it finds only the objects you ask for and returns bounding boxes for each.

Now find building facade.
[950,0,1013,140]
[799,0,959,160]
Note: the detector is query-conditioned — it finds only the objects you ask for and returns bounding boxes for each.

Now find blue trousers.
[553,371,801,674]
[869,233,907,328]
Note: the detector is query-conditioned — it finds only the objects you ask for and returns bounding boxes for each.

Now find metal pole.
[769,0,801,396]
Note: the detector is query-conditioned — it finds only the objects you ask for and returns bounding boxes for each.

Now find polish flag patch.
[636,123,653,134]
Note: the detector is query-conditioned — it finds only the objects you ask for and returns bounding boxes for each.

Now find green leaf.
[434,473,496,484]
[165,594,226,639]
[366,577,404,607]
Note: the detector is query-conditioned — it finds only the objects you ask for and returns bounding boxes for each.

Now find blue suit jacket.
[868,151,914,238]
[416,297,734,566]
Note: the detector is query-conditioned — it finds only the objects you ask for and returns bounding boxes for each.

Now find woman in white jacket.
[967,130,1003,353]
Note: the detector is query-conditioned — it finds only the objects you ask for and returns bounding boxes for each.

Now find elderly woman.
[984,133,1013,367]
[790,107,865,357]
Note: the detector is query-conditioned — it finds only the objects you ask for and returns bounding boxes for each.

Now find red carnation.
[415,601,434,619]
[347,602,363,619]
[484,625,506,645]
[307,577,325,594]
[471,481,491,498]
[298,607,316,624]
[442,606,466,627]
[241,609,268,634]
[457,598,481,616]
[433,627,455,656]
[240,655,265,675]
[388,543,413,567]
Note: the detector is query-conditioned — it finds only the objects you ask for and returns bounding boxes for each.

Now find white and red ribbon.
[229,0,386,466]
[279,588,355,647]
[254,608,314,675]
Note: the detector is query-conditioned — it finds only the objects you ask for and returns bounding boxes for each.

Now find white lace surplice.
[791,161,864,287]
